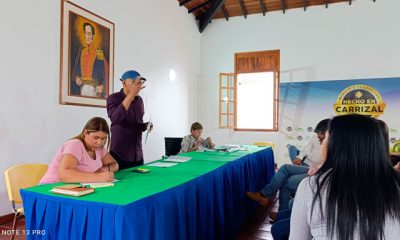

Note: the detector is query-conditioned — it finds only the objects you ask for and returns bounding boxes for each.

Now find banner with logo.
[279,77,400,151]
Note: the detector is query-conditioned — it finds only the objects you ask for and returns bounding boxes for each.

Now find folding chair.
[4,164,48,240]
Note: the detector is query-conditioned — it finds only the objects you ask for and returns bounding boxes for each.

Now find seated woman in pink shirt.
[40,117,118,184]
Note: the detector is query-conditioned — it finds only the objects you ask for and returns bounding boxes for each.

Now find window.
[236,71,275,129]
[218,50,280,131]
[219,73,235,129]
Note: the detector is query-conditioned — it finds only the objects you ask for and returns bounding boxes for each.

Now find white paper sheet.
[163,156,192,163]
[146,162,177,168]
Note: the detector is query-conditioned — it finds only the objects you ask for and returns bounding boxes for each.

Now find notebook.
[81,179,119,188]
[51,184,94,197]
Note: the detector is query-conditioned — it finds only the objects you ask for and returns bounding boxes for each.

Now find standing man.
[106,70,152,170]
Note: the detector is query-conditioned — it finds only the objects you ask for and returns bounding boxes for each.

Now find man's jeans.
[288,145,308,166]
[271,209,292,240]
[260,164,308,211]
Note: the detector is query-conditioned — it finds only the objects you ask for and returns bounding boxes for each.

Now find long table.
[21,146,275,239]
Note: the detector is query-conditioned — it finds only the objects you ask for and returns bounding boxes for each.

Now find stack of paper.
[163,156,191,163]
[81,182,114,188]
[81,179,119,188]
[146,162,177,168]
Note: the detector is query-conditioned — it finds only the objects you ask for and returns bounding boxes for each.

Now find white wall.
[0,0,200,215]
[198,0,400,166]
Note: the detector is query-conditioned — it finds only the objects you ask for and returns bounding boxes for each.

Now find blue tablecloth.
[21,147,275,239]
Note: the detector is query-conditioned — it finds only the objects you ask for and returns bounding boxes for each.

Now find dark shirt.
[107,89,146,163]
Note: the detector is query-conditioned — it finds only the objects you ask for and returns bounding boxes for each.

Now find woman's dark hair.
[74,117,110,150]
[190,122,203,132]
[375,118,390,159]
[312,114,400,240]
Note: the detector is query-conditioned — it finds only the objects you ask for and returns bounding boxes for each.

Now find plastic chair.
[4,164,48,239]
[164,137,183,156]
[253,141,274,149]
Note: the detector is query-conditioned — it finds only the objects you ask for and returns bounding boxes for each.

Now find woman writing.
[290,114,400,240]
[40,117,118,184]
[179,122,215,153]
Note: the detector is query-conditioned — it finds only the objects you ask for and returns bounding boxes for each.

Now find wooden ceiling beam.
[238,0,248,19]
[259,0,267,16]
[280,0,286,14]
[199,0,225,33]
[179,0,193,7]
[222,4,229,21]
[189,0,213,14]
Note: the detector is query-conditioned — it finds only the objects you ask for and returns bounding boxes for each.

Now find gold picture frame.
[59,1,114,107]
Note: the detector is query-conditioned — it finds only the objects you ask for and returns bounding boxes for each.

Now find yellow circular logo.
[333,84,386,118]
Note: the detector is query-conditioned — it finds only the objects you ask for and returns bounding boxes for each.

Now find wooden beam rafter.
[280,0,286,14]
[199,0,225,33]
[188,0,213,14]
[222,4,229,21]
[259,0,267,16]
[238,0,248,19]
[179,0,193,7]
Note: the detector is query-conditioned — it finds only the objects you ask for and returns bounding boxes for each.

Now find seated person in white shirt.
[179,122,215,153]
[287,121,328,166]
[246,119,331,213]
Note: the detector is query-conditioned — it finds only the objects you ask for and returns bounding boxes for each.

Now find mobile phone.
[132,168,150,173]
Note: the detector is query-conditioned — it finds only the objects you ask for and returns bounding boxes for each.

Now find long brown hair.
[73,117,110,150]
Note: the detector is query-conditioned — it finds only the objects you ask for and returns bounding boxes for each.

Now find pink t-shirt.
[40,139,106,184]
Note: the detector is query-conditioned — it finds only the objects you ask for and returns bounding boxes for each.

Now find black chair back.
[164,137,183,156]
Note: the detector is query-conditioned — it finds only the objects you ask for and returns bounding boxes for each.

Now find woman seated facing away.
[40,117,118,184]
[179,122,215,153]
[290,114,400,240]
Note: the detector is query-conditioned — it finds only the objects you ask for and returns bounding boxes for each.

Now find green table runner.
[24,146,267,205]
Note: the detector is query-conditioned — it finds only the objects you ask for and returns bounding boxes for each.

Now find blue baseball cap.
[120,70,146,81]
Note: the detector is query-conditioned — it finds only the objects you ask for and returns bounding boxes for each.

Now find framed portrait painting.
[60,1,114,107]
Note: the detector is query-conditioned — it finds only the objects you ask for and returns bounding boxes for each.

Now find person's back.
[292,174,400,239]
[290,114,400,240]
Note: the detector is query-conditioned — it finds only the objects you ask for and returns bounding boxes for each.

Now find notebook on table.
[50,184,94,197]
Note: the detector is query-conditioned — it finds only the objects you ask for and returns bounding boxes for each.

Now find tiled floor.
[236,201,279,240]
[0,217,26,240]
